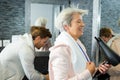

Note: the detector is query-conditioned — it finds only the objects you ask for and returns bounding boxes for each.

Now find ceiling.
[31,0,69,5]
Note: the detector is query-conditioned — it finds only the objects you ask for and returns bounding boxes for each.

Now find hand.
[44,74,49,80]
[86,62,96,75]
[98,62,111,74]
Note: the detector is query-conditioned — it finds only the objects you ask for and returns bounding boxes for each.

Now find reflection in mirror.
[28,0,70,47]
[26,0,70,53]
[30,3,62,48]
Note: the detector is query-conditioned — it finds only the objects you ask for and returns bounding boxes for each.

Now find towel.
[55,31,90,73]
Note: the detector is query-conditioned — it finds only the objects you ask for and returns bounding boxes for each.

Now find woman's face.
[65,13,85,40]
[35,36,49,49]
[101,35,112,43]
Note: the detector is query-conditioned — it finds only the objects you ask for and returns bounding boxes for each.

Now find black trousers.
[97,73,110,80]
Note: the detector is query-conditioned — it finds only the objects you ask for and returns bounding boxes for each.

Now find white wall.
[31,3,54,30]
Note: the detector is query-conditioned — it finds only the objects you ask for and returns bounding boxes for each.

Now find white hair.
[34,17,47,27]
[55,7,88,32]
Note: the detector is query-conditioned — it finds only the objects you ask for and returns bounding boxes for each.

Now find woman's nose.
[81,21,85,27]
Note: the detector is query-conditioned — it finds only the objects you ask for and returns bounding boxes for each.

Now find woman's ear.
[64,25,69,31]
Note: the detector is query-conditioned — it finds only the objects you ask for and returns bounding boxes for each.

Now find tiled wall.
[0,0,95,59]
[0,0,25,40]
[0,0,68,42]
[101,0,120,33]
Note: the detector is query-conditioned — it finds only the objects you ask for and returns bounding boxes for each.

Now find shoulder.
[110,35,120,44]
[18,43,34,59]
[49,43,71,59]
[110,37,120,48]
[50,43,71,53]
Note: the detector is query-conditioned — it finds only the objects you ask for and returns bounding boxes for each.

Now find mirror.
[30,3,61,44]
[27,0,69,48]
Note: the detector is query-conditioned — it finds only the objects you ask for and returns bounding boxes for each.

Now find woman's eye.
[77,21,81,23]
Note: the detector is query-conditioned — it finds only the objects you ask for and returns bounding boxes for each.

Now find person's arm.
[108,64,120,76]
[19,46,45,80]
[107,40,120,75]
[49,45,92,80]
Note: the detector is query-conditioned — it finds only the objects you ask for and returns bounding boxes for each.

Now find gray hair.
[34,17,47,27]
[55,7,88,32]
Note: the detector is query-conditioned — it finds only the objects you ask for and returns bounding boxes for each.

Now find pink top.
[49,32,92,80]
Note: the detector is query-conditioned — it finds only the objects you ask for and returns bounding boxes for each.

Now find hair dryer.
[93,37,120,78]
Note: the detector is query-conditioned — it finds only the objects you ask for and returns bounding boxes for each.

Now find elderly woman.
[49,7,110,80]
[35,17,47,27]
